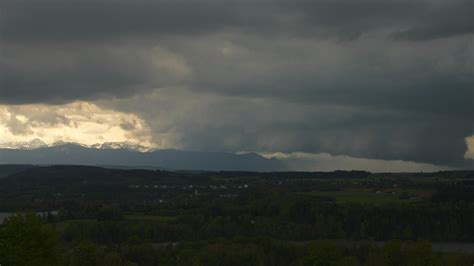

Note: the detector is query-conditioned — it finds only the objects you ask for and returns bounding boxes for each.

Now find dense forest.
[1,165,474,265]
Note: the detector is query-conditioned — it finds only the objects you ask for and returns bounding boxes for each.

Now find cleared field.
[299,188,424,205]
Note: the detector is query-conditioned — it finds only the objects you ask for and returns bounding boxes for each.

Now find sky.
[0,0,473,171]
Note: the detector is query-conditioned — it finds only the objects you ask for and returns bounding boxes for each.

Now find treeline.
[207,170,372,179]
[2,213,474,266]
[49,196,474,243]
[432,181,474,202]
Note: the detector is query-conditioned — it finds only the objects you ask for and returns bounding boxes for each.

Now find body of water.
[0,211,59,224]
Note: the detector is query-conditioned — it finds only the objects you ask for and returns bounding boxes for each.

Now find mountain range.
[0,141,284,171]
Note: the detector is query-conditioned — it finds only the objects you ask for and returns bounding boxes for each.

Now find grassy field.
[299,188,424,205]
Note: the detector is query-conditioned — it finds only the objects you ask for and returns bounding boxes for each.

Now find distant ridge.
[0,142,284,171]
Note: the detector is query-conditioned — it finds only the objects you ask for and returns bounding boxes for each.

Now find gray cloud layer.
[1,0,473,167]
[2,0,472,42]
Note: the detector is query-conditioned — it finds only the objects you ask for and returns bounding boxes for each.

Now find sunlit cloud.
[465,136,474,160]
[0,102,155,149]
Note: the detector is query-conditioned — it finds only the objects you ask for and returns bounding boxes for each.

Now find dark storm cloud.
[0,0,241,42]
[0,45,147,104]
[1,0,471,43]
[1,0,473,167]
[0,42,193,104]
[283,0,473,41]
[279,0,423,40]
[392,0,474,41]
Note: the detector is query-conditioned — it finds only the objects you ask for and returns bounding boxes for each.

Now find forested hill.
[0,165,37,178]
[0,165,371,184]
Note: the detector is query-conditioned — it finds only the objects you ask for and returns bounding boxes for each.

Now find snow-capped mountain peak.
[0,139,150,152]
[0,138,48,150]
[90,141,150,152]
